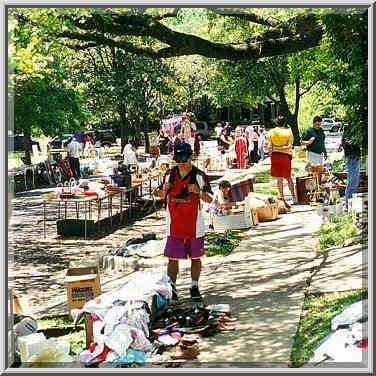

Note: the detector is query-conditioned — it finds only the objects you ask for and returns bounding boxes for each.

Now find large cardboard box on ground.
[64,265,101,312]
[256,202,279,221]
[213,206,258,231]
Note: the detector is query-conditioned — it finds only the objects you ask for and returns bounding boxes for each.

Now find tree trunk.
[23,127,32,165]
[289,114,301,146]
[276,83,301,146]
[119,103,128,154]
[143,115,150,154]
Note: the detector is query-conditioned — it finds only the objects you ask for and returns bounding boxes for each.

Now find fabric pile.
[71,268,237,367]
[71,269,172,367]
[308,299,368,366]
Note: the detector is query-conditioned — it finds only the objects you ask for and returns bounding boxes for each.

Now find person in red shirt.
[156,142,213,301]
[234,127,247,169]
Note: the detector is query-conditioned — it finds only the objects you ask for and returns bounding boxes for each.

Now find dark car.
[8,134,40,151]
[95,129,117,147]
[50,134,74,149]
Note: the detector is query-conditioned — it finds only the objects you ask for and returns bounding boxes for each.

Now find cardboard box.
[64,265,101,312]
[213,211,252,231]
[257,202,279,222]
[250,209,259,226]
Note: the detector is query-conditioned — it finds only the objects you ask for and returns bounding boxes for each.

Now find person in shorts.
[301,115,328,167]
[266,115,298,205]
[155,141,213,301]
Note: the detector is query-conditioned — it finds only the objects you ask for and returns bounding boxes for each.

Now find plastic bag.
[23,348,73,367]
[331,300,368,331]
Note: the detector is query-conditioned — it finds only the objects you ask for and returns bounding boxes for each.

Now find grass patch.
[319,212,357,249]
[253,170,271,183]
[204,231,243,257]
[290,288,368,368]
[254,186,279,196]
[37,315,85,357]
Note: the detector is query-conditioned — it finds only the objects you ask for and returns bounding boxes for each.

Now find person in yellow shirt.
[266,116,298,205]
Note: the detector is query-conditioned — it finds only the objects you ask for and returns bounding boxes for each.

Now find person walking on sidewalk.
[155,141,213,301]
[266,115,298,205]
[65,136,81,181]
[258,127,266,161]
[340,126,362,210]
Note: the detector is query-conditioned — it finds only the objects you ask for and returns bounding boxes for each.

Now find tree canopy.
[8,7,369,149]
[13,8,324,61]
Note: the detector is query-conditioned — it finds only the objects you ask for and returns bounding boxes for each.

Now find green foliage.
[319,9,368,147]
[13,73,86,137]
[319,212,357,249]
[290,288,368,367]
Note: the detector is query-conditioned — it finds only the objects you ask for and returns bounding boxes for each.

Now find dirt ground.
[8,183,169,317]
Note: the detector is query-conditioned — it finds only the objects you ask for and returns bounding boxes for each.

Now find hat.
[173,141,192,162]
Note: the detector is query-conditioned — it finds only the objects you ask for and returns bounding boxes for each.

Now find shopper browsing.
[155,141,213,302]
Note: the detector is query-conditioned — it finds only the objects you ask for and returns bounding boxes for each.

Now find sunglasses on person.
[176,159,187,163]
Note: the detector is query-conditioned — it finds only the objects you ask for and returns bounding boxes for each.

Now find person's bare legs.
[277,177,284,199]
[167,259,179,284]
[287,177,296,200]
[191,258,201,282]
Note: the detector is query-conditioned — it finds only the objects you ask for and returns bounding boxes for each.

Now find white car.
[321,118,342,132]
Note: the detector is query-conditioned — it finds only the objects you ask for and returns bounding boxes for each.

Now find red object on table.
[83,191,99,197]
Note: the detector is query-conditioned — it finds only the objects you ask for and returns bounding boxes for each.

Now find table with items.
[42,182,141,239]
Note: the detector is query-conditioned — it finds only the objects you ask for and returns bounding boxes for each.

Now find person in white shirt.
[214,122,223,146]
[123,139,139,170]
[65,137,82,180]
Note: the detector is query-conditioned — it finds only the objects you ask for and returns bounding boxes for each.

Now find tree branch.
[299,80,319,97]
[54,10,324,61]
[210,8,280,27]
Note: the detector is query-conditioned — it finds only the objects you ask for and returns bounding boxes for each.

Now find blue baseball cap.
[173,141,192,162]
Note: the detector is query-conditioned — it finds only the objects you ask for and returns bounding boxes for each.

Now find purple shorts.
[164,236,205,259]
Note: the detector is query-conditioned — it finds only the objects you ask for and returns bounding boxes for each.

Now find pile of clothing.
[71,269,237,367]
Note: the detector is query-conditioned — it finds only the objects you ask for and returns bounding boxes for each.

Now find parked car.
[321,118,342,132]
[50,134,74,149]
[8,134,40,151]
[95,129,117,147]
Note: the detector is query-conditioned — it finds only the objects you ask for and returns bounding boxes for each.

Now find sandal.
[166,343,200,360]
[218,321,235,332]
[218,314,237,322]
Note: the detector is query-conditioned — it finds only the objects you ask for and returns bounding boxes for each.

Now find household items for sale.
[111,237,166,258]
[72,269,172,366]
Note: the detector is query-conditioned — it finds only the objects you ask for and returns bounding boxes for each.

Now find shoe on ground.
[190,286,202,301]
[292,197,298,205]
